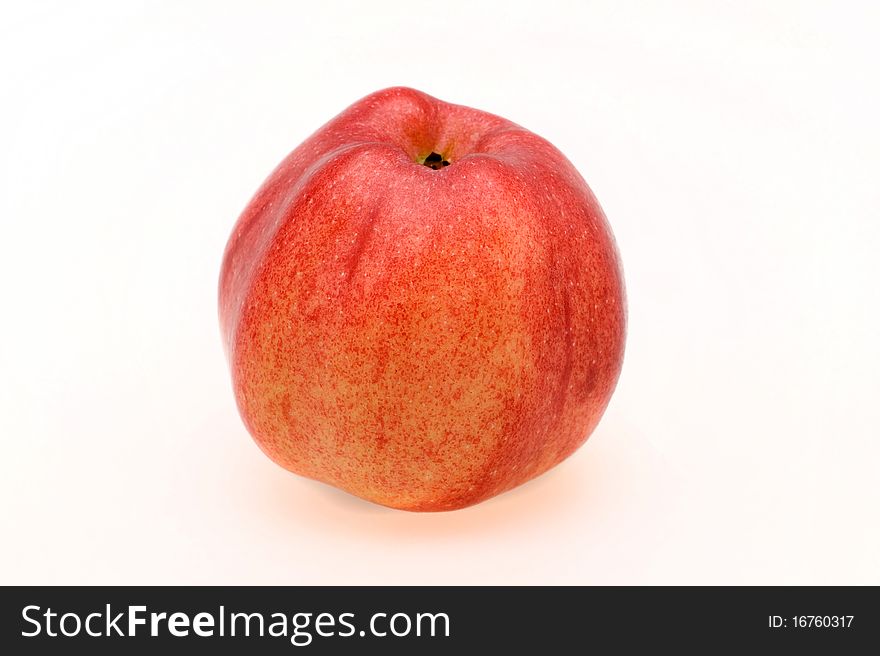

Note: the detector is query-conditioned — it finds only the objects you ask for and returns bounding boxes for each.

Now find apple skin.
[219,87,625,511]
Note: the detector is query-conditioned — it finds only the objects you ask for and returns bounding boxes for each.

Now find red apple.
[219,87,625,511]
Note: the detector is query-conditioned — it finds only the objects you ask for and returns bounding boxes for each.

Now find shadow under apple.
[253,438,614,543]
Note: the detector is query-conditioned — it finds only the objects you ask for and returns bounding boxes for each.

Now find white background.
[2,1,878,585]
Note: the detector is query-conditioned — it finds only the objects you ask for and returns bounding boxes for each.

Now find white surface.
[2,0,879,585]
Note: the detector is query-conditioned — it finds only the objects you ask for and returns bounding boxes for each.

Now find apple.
[219,87,625,511]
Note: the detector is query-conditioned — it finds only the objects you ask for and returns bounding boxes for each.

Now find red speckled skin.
[219,87,625,511]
